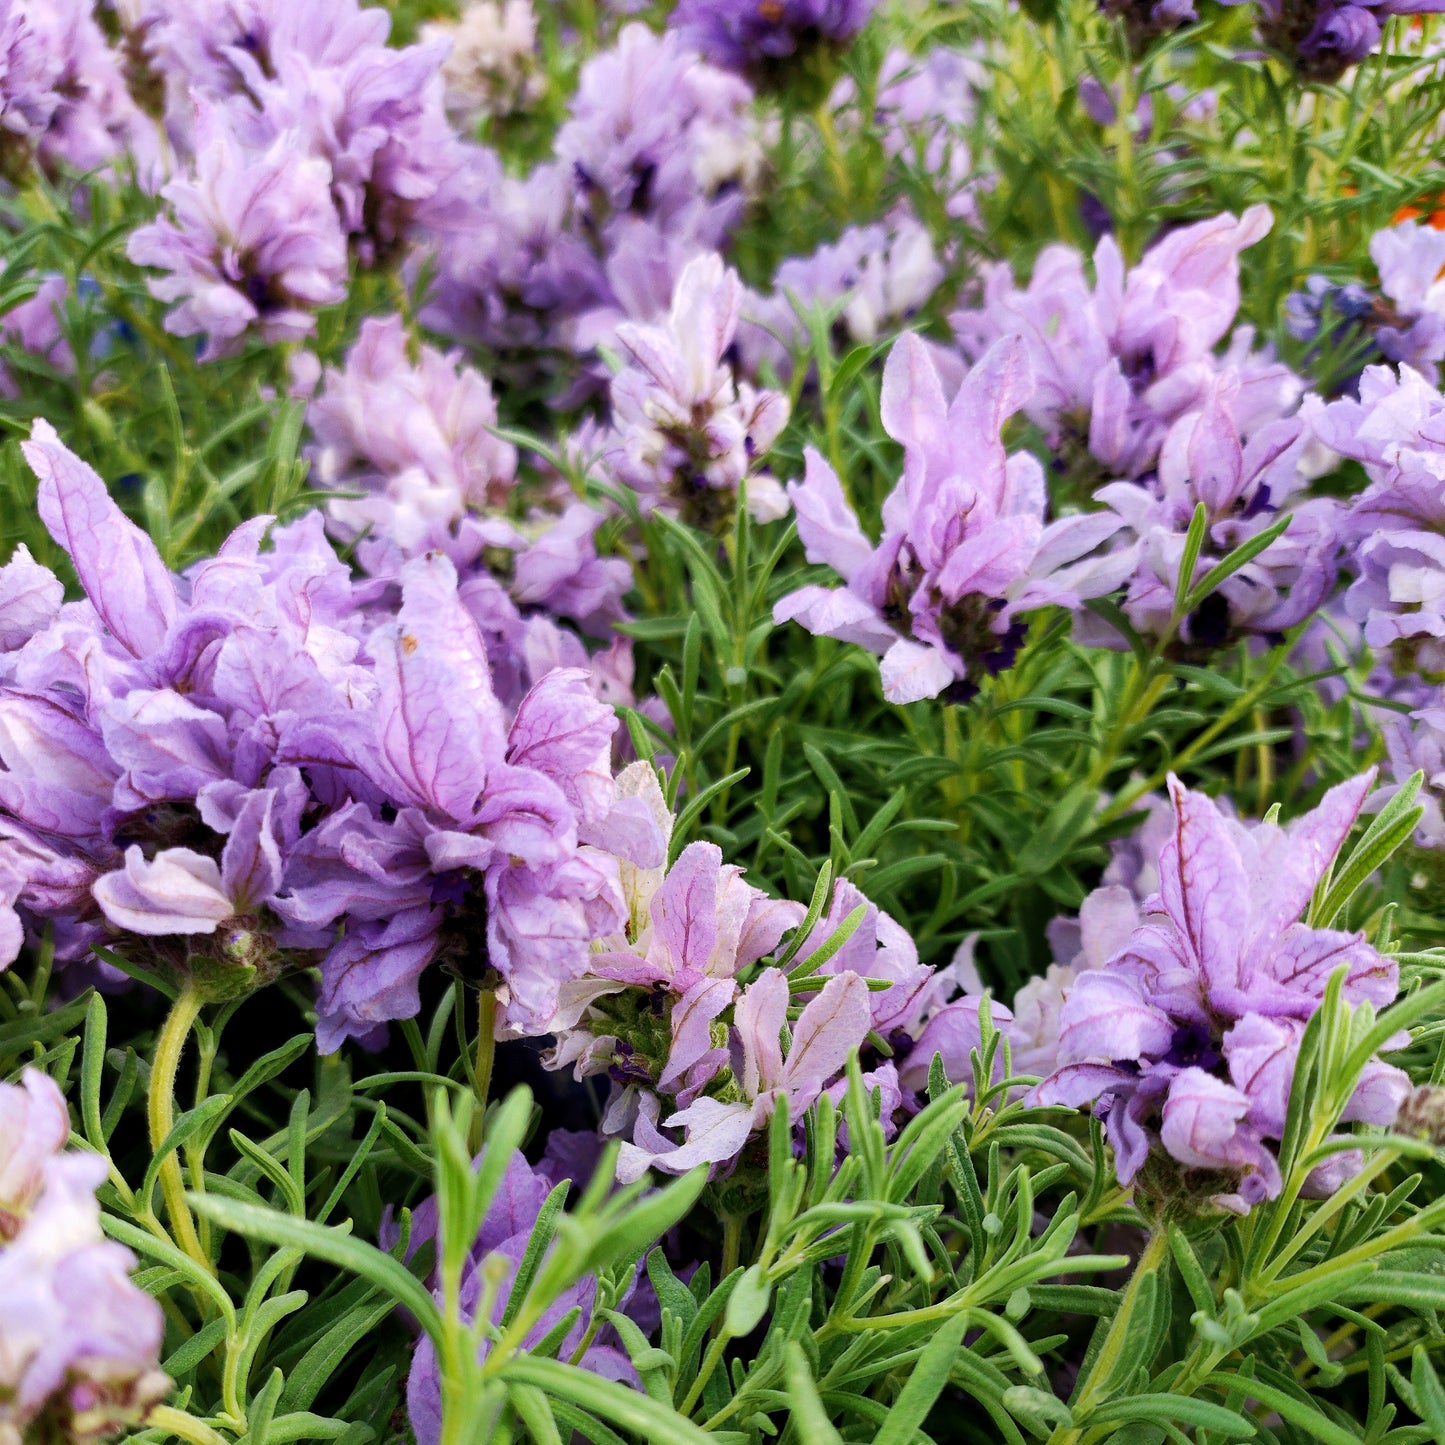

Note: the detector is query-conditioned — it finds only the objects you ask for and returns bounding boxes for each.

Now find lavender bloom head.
[773,333,1122,703]
[0,421,371,1000]
[127,100,348,358]
[1036,773,1408,1213]
[606,253,791,529]
[671,0,874,86]
[955,206,1294,485]
[0,1071,169,1443]
[1369,221,1445,383]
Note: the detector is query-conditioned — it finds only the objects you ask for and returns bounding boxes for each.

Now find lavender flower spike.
[774,333,1122,703]
[1036,773,1409,1213]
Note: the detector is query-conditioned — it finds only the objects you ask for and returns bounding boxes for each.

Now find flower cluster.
[126,0,467,353]
[669,0,875,87]
[422,0,545,128]
[1034,775,1408,1212]
[773,332,1122,702]
[306,313,633,709]
[417,23,762,375]
[0,1070,168,1442]
[601,253,791,528]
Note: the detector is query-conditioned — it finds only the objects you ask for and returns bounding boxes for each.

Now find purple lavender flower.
[671,0,874,85]
[0,271,74,399]
[0,1071,168,1442]
[1369,220,1445,383]
[398,1148,635,1445]
[127,99,348,358]
[308,314,633,711]
[617,966,874,1180]
[955,206,1297,485]
[0,421,375,1000]
[738,213,945,379]
[773,333,1122,703]
[605,253,791,528]
[1305,363,1445,677]
[1052,376,1341,652]
[1036,773,1409,1213]
[416,26,760,373]
[0,0,147,181]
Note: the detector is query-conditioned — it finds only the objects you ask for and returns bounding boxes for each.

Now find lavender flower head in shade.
[0,1070,169,1443]
[670,0,875,87]
[955,206,1298,488]
[1035,773,1410,1214]
[772,332,1127,705]
[126,99,348,358]
[0,267,73,400]
[603,253,791,529]
[396,1148,636,1445]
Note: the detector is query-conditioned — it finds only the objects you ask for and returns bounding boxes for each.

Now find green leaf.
[1207,1371,1363,1445]
[1088,1394,1256,1435]
[495,1357,715,1444]
[1183,511,1292,614]
[872,1311,972,1445]
[1314,772,1424,928]
[723,1265,773,1338]
[140,1094,233,1213]
[186,1192,440,1342]
[1171,501,1209,620]
[783,1343,844,1445]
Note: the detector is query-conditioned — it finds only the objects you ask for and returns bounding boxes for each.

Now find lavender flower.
[670,0,874,86]
[1036,774,1409,1213]
[417,25,760,372]
[1055,377,1342,652]
[955,206,1298,485]
[738,213,945,379]
[773,333,1121,703]
[308,314,633,710]
[0,420,375,1001]
[605,253,791,528]
[0,271,73,399]
[1369,220,1445,382]
[397,1148,635,1445]
[127,100,348,358]
[0,1071,168,1443]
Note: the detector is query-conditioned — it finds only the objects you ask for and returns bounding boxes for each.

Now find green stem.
[474,988,497,1118]
[148,985,213,1275]
[1047,1230,1171,1445]
[147,1406,231,1445]
[721,1213,744,1282]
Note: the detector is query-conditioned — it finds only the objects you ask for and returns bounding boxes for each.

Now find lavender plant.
[1,0,1445,1442]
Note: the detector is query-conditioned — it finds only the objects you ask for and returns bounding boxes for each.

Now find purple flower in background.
[1369,221,1445,383]
[308,314,634,712]
[399,1148,636,1445]
[0,1071,168,1442]
[605,253,791,528]
[671,0,874,84]
[1053,374,1341,652]
[1036,773,1408,1212]
[0,269,73,399]
[416,25,760,375]
[1306,363,1445,678]
[955,206,1297,485]
[773,333,1122,703]
[738,213,946,379]
[127,100,348,358]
